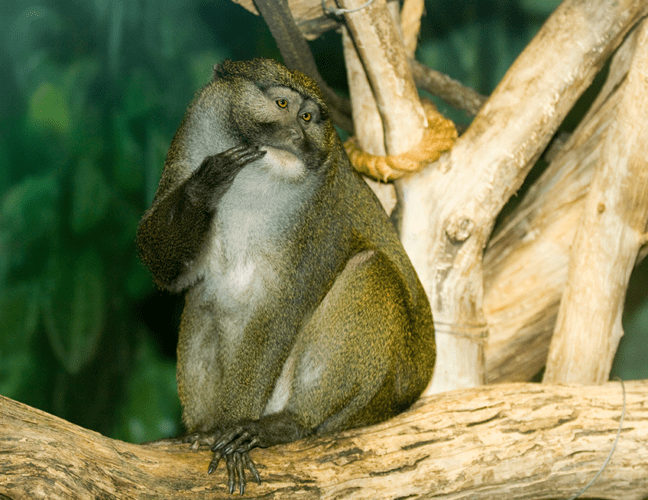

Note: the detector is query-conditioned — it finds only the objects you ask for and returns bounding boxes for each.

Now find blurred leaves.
[0,173,60,277]
[111,333,181,444]
[42,249,106,375]
[71,158,112,233]
[28,81,70,134]
[0,0,223,438]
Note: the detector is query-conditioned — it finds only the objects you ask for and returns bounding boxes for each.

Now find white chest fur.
[197,152,315,316]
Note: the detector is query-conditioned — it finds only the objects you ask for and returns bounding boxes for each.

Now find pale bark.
[337,0,427,155]
[398,0,648,394]
[342,26,399,213]
[232,0,335,26]
[543,18,648,385]
[340,0,426,213]
[483,22,642,383]
[3,382,647,499]
[400,0,424,59]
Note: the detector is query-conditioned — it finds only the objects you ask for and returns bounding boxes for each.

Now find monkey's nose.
[290,126,304,142]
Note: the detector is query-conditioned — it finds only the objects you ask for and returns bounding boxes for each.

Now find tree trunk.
[399,0,648,394]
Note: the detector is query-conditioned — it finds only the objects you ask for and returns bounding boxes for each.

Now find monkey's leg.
[266,248,430,433]
[209,249,432,490]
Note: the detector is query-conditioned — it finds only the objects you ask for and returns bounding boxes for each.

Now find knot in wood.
[343,100,457,182]
[445,215,475,243]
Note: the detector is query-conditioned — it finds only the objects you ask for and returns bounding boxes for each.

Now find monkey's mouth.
[258,146,305,178]
[260,145,300,160]
[260,144,299,156]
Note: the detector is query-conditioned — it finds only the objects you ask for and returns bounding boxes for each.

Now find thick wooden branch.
[338,0,427,155]
[544,17,648,385]
[483,21,645,383]
[342,26,400,215]
[398,0,648,393]
[2,382,648,499]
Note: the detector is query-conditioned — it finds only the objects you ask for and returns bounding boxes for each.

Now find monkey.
[136,58,435,495]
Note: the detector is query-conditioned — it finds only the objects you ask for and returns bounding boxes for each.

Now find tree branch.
[544,17,648,384]
[2,382,648,499]
[398,0,648,393]
[483,19,646,383]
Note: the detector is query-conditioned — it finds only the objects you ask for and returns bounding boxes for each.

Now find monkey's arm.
[136,145,265,289]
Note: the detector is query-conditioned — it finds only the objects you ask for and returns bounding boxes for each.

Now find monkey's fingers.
[222,145,266,165]
[207,450,222,475]
[235,435,261,454]
[243,452,261,484]
[222,431,255,455]
[212,425,244,452]
[183,431,216,450]
[236,149,266,166]
[234,452,246,495]
[225,453,236,494]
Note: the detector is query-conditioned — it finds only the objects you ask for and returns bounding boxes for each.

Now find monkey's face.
[231,83,330,172]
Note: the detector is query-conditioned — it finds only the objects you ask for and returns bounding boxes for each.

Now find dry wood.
[2,382,647,499]
[410,59,487,116]
[543,18,648,385]
[483,22,644,383]
[232,0,332,25]
[341,26,400,214]
[338,0,427,155]
[398,0,648,394]
[400,0,424,59]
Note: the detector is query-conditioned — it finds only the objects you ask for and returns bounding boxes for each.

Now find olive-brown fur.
[136,58,435,494]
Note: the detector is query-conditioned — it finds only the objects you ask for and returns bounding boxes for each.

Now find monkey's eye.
[276,98,288,108]
[301,112,312,122]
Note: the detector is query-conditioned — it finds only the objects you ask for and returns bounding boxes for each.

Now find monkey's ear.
[212,62,227,81]
[213,60,238,81]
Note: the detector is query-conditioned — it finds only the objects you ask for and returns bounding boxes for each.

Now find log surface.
[544,17,648,385]
[2,382,648,499]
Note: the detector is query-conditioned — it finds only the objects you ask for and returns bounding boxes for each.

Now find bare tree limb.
[483,20,645,383]
[410,59,487,116]
[341,25,401,214]
[398,0,648,394]
[2,382,648,499]
[338,0,427,155]
[544,17,648,385]
[400,0,424,59]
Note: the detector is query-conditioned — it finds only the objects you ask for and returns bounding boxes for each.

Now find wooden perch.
[484,19,647,383]
[397,0,648,393]
[338,0,427,156]
[2,382,648,499]
[544,17,648,385]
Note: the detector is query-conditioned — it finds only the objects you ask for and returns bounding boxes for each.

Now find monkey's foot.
[140,433,212,448]
[208,422,273,494]
[208,449,261,495]
[183,431,217,450]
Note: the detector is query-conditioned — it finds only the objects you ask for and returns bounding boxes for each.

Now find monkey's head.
[214,59,339,171]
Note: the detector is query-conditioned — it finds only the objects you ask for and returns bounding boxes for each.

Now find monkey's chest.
[197,166,312,335]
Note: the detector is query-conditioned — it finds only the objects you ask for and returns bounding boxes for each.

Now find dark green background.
[1,0,645,444]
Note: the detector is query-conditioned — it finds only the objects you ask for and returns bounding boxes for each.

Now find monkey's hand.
[208,413,309,494]
[207,423,265,495]
[208,447,261,495]
[189,145,266,197]
[137,145,266,289]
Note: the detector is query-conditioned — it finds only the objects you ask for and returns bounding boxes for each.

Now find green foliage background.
[1,0,645,443]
